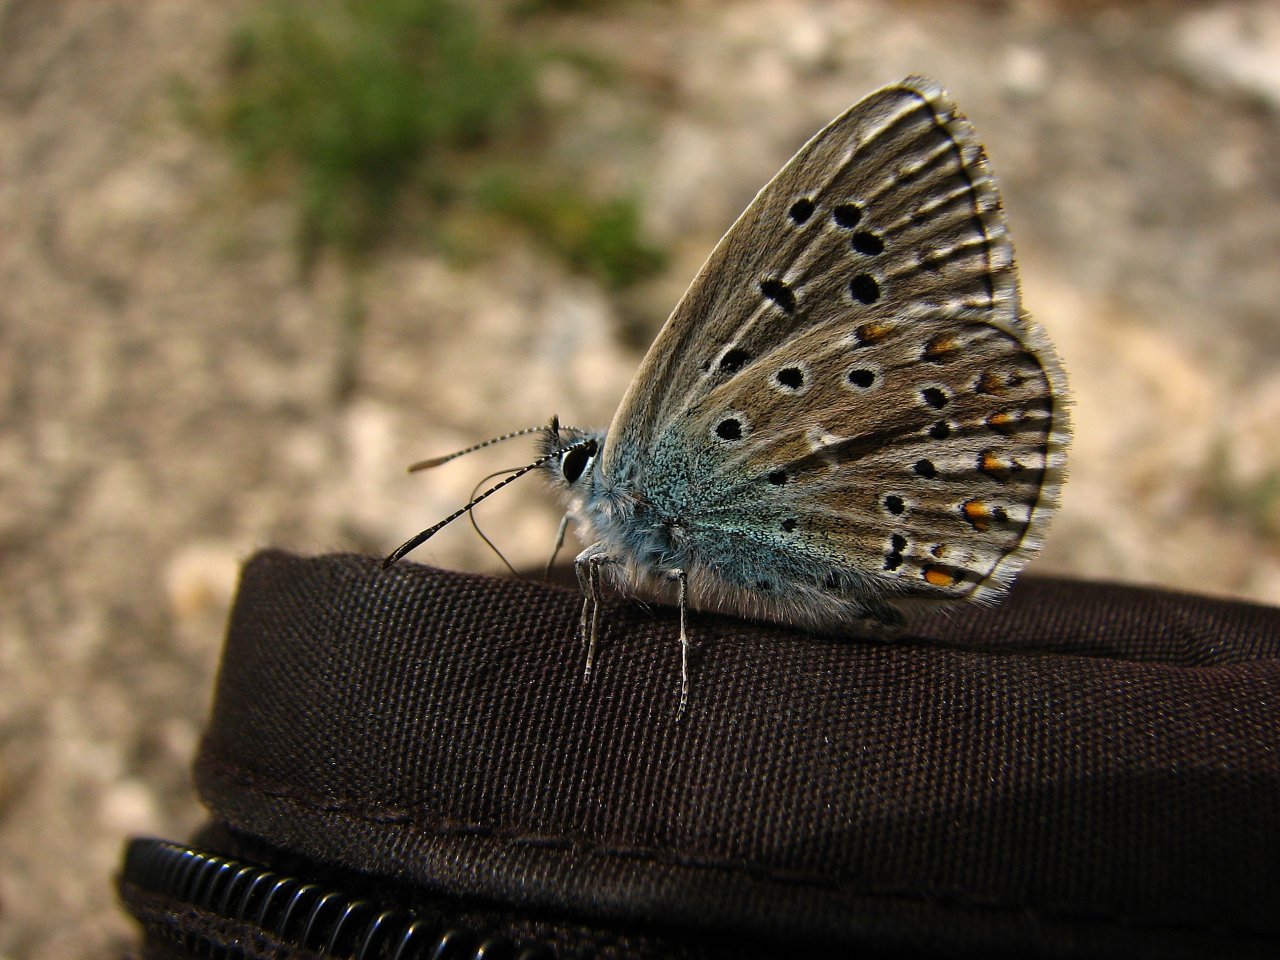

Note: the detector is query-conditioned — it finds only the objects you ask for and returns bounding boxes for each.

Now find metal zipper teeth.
[123,837,556,960]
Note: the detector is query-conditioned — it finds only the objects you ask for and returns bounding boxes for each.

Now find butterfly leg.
[573,543,614,682]
[544,513,571,581]
[573,547,597,653]
[666,568,690,718]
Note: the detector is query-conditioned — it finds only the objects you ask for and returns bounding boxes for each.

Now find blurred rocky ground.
[2,0,1279,956]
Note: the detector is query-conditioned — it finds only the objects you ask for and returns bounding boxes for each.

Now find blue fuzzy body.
[544,424,903,634]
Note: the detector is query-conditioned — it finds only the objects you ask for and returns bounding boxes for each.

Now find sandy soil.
[2,1,1279,956]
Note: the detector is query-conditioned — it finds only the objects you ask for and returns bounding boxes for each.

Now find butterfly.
[386,76,1070,715]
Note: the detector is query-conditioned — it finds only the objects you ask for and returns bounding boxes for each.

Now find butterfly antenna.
[383,438,594,568]
[407,425,546,472]
[467,467,524,579]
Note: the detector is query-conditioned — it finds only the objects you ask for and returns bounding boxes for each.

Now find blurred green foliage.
[476,172,666,290]
[1208,437,1280,538]
[208,0,663,289]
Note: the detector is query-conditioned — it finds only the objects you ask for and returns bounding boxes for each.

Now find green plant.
[206,0,663,289]
[476,171,664,291]
[216,0,532,269]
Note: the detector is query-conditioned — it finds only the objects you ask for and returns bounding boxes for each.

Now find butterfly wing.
[600,76,1069,607]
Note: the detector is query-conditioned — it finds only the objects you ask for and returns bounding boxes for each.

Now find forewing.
[604,77,1069,603]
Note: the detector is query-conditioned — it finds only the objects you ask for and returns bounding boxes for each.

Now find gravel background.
[2,1,1279,956]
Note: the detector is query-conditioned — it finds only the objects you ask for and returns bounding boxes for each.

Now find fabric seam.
[197,754,1278,942]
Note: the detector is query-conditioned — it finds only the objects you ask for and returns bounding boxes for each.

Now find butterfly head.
[540,417,606,498]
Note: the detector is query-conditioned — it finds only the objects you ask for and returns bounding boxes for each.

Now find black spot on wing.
[760,278,797,314]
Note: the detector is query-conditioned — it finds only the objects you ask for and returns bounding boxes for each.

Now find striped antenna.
[407,425,548,472]
[383,437,594,568]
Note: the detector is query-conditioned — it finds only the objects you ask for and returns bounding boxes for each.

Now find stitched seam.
[198,755,1279,942]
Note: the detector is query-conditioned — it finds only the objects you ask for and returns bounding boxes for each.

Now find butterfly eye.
[560,441,596,484]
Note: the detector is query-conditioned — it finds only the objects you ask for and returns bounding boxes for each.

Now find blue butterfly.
[386,77,1069,715]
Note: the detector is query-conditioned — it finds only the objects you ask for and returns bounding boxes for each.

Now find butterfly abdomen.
[582,435,901,632]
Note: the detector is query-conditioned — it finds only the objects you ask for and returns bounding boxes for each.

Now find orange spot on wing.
[923,334,959,362]
[987,411,1016,433]
[923,566,956,587]
[855,322,892,345]
[977,370,1006,395]
[962,499,991,531]
[980,451,1007,478]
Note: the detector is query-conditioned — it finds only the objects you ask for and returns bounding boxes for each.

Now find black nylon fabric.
[192,550,1280,958]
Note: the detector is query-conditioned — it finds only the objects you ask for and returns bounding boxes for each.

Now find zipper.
[122,837,556,960]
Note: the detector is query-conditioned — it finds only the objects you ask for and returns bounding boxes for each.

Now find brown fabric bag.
[119,550,1280,958]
